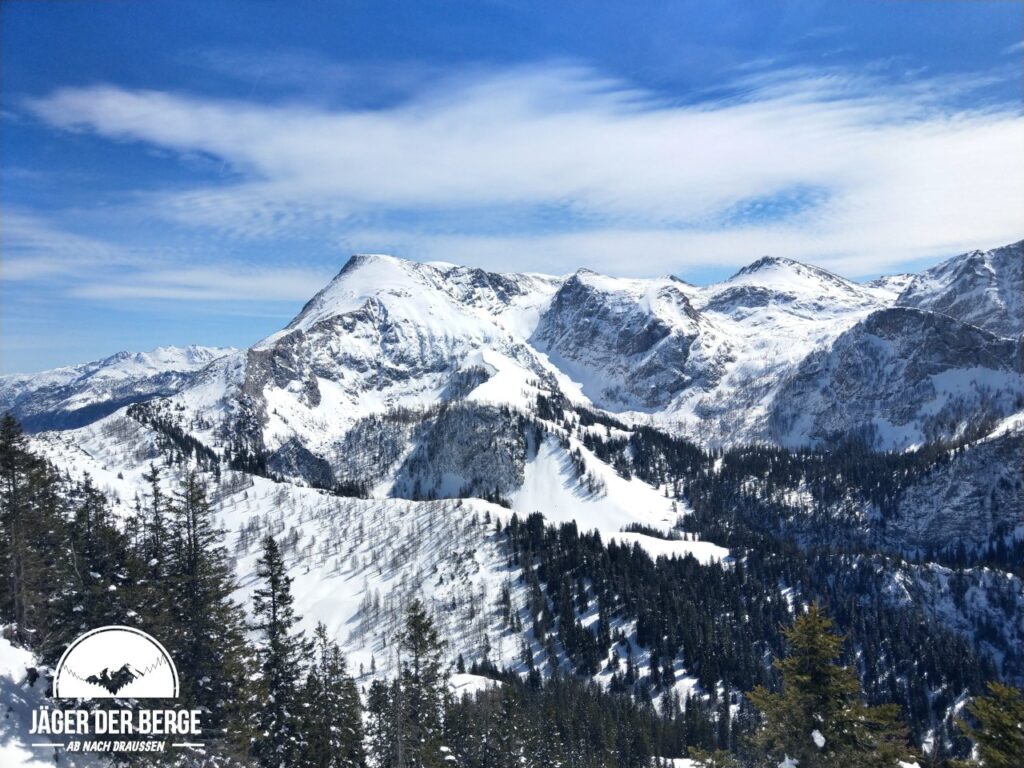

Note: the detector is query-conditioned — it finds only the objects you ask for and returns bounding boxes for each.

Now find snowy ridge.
[0,345,235,433]
[10,242,1023,453]
[1,345,232,387]
[28,414,724,703]
[0,251,885,449]
[896,240,1024,338]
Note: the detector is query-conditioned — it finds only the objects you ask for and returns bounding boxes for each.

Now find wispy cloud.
[70,264,329,302]
[187,48,447,107]
[1,211,132,280]
[1,210,329,302]
[23,63,1024,276]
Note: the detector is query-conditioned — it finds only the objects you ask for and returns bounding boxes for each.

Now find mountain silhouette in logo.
[85,663,144,695]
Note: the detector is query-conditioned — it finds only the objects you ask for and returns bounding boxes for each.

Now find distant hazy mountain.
[0,345,235,431]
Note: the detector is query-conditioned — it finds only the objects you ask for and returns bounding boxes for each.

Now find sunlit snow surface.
[0,636,103,768]
[26,411,725,707]
[5,244,1021,763]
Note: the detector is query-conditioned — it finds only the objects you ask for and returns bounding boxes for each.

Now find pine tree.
[686,747,741,768]
[395,599,449,768]
[747,604,914,767]
[717,684,732,751]
[300,622,365,768]
[62,473,140,635]
[140,463,169,561]
[167,471,252,757]
[251,534,310,767]
[0,414,73,655]
[366,679,398,767]
[133,462,175,637]
[0,414,29,631]
[956,682,1024,768]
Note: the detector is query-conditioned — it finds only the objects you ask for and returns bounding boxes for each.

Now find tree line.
[1,413,1020,766]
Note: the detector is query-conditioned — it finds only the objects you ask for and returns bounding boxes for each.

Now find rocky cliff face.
[532,271,709,410]
[769,307,1024,450]
[896,240,1023,338]
[888,428,1024,553]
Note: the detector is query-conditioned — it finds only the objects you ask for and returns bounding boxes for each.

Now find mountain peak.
[287,253,437,332]
[727,255,855,285]
[731,255,801,277]
[341,252,412,271]
[895,239,1023,337]
[720,254,875,306]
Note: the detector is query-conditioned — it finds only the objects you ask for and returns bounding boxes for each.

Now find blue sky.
[2,0,1022,372]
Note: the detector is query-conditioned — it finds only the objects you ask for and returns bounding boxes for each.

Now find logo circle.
[53,626,179,699]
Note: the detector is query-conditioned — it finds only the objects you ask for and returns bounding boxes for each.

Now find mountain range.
[6,240,1021,453]
[3,239,1022,749]
[0,345,233,432]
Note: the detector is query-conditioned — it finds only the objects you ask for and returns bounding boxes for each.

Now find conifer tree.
[140,462,169,560]
[61,473,141,638]
[747,604,914,767]
[0,414,29,630]
[251,534,310,767]
[301,622,365,768]
[366,678,398,767]
[956,682,1024,768]
[63,479,130,626]
[167,471,252,757]
[717,685,733,751]
[0,414,72,654]
[395,599,449,768]
[134,462,175,637]
[686,747,741,768]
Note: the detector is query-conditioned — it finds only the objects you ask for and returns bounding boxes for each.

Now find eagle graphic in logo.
[53,626,179,699]
[84,664,144,695]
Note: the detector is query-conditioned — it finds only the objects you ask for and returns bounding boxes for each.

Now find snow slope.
[0,345,234,432]
[512,434,727,564]
[0,635,99,767]
[28,413,728,701]
[896,240,1024,338]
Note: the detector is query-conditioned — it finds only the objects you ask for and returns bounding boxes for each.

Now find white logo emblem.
[53,626,179,699]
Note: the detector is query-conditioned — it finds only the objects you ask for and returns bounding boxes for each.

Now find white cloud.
[24,64,1024,276]
[70,265,329,302]
[1,211,130,280]
[1,210,329,302]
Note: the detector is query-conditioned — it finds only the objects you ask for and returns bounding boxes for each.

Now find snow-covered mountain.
[4,240,1021,760]
[98,239,1017,571]
[119,242,1017,480]
[6,242,1022,456]
[657,256,892,445]
[531,270,709,411]
[0,345,235,432]
[9,240,1018,560]
[769,307,1024,449]
[896,240,1023,338]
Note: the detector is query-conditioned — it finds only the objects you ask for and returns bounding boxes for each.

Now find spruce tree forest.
[1,412,1021,767]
